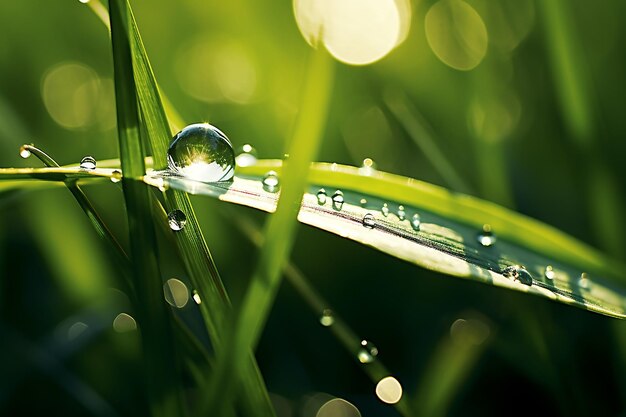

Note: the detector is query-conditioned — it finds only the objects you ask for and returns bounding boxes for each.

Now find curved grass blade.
[145,160,626,319]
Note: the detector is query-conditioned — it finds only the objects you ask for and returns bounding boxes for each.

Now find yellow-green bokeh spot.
[425,0,488,71]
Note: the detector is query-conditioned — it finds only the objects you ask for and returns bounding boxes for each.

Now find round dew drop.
[477,224,496,247]
[362,213,376,229]
[316,188,327,205]
[397,205,406,221]
[381,203,390,217]
[19,145,31,159]
[167,209,187,231]
[167,123,235,182]
[319,309,334,327]
[411,213,421,231]
[502,265,533,286]
[235,143,258,167]
[80,156,96,170]
[332,190,344,210]
[262,171,280,192]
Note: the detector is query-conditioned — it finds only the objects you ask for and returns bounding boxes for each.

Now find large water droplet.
[544,265,555,280]
[167,123,235,182]
[110,170,122,183]
[332,190,344,211]
[397,205,406,221]
[502,265,533,286]
[381,203,390,217]
[168,210,187,231]
[80,156,96,170]
[235,143,258,167]
[357,339,379,363]
[317,188,327,205]
[477,224,496,247]
[19,145,31,159]
[362,213,376,229]
[262,171,280,192]
[319,309,334,327]
[411,213,421,231]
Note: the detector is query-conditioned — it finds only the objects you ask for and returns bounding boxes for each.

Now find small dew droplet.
[362,213,376,229]
[397,205,406,221]
[359,198,368,207]
[359,158,377,175]
[167,123,235,182]
[544,265,555,280]
[332,190,344,211]
[19,145,31,159]
[235,143,258,167]
[502,265,533,286]
[80,156,96,170]
[110,170,122,183]
[411,213,421,231]
[357,339,379,364]
[316,188,327,205]
[477,224,497,247]
[78,0,91,4]
[262,171,280,193]
[319,309,334,327]
[382,203,390,217]
[168,210,187,231]
[579,272,590,289]
[192,290,202,305]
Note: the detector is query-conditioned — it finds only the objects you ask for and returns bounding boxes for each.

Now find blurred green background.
[1,0,626,416]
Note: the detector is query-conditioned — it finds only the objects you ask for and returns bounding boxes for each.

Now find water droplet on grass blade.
[317,188,327,205]
[19,145,31,159]
[320,309,334,326]
[362,213,376,228]
[359,198,368,207]
[579,272,590,289]
[80,156,96,170]
[357,339,378,363]
[168,210,187,231]
[503,265,533,286]
[477,224,496,247]
[397,205,406,221]
[235,143,258,167]
[262,171,280,192]
[359,158,377,175]
[110,170,122,183]
[167,123,235,182]
[411,213,421,231]
[382,203,390,217]
[192,290,202,305]
[544,265,555,280]
[332,190,344,210]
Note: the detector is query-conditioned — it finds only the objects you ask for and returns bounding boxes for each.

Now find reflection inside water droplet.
[357,339,378,363]
[262,171,280,192]
[167,123,235,182]
[235,143,258,167]
[332,190,344,211]
[381,203,389,217]
[80,155,96,170]
[502,265,533,286]
[477,224,496,247]
[19,145,31,159]
[316,188,327,205]
[362,213,376,229]
[168,209,187,231]
[411,213,421,231]
[320,309,334,326]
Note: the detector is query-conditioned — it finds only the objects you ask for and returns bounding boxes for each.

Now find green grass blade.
[201,47,334,415]
[145,159,626,318]
[109,1,185,416]
[115,1,277,415]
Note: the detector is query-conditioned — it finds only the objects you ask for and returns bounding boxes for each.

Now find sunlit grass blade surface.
[144,159,626,318]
